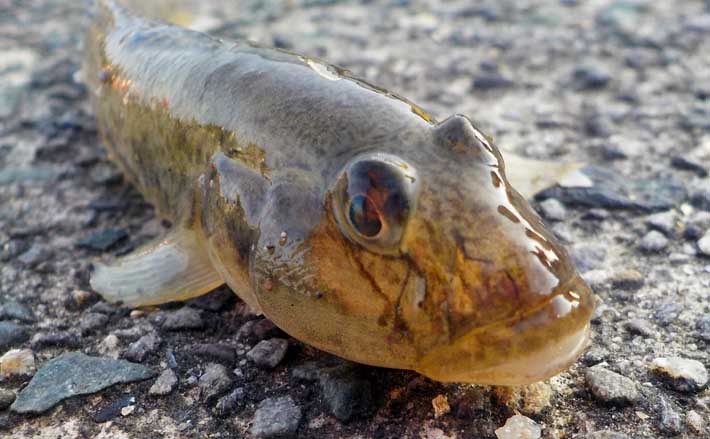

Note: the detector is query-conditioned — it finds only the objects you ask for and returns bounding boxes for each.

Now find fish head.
[250,114,594,385]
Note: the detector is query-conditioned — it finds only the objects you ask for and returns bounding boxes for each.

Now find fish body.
[85,0,594,385]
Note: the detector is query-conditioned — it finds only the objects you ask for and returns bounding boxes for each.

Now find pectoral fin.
[503,153,591,199]
[91,227,224,307]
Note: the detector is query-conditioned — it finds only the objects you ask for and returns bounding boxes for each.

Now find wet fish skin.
[85,0,593,385]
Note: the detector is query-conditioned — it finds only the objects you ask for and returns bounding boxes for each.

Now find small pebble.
[124,332,161,363]
[250,396,302,438]
[80,312,109,335]
[188,343,236,365]
[639,230,668,253]
[162,307,204,331]
[431,394,450,418]
[585,366,640,406]
[120,404,135,416]
[538,198,567,221]
[658,397,683,435]
[495,414,541,439]
[30,331,81,349]
[213,387,245,417]
[0,349,35,378]
[0,301,35,323]
[645,210,678,236]
[573,66,611,90]
[650,357,709,393]
[17,245,50,267]
[246,338,288,369]
[609,269,644,291]
[624,319,655,338]
[237,318,280,342]
[98,334,120,359]
[198,363,232,401]
[0,389,16,410]
[149,368,178,396]
[0,321,29,351]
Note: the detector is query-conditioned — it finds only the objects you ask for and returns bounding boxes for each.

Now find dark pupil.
[348,195,382,237]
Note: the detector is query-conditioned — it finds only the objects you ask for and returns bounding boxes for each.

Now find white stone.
[495,414,542,439]
[697,231,710,256]
[0,348,35,378]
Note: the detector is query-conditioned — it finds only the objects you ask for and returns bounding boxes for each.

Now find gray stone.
[162,307,204,331]
[585,366,639,406]
[246,338,288,369]
[250,396,302,438]
[538,198,567,221]
[187,288,234,311]
[0,389,15,410]
[645,210,678,235]
[573,66,611,89]
[0,300,35,323]
[149,368,177,396]
[80,312,109,335]
[319,363,372,422]
[658,397,683,436]
[213,387,245,417]
[650,357,708,393]
[0,321,28,351]
[10,352,154,414]
[124,331,161,363]
[291,362,372,422]
[639,230,668,253]
[198,363,232,401]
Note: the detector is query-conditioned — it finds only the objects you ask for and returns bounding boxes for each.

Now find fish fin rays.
[90,227,224,307]
[502,153,589,199]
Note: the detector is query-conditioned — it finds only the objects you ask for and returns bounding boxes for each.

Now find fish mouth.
[415,274,594,385]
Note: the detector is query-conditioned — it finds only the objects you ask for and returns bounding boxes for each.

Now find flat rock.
[650,357,709,393]
[585,366,640,406]
[246,338,288,369]
[250,396,302,438]
[162,307,204,331]
[658,397,683,435]
[10,351,154,414]
[149,368,177,396]
[0,321,29,351]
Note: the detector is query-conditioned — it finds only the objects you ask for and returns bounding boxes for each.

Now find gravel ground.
[1,0,709,438]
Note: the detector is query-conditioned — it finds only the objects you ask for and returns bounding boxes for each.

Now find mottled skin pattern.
[85,1,594,384]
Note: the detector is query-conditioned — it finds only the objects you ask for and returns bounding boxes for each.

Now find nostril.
[434,115,496,161]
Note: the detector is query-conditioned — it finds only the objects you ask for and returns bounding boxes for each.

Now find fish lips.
[415,274,594,385]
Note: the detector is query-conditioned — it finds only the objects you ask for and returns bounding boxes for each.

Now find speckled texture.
[1,0,709,438]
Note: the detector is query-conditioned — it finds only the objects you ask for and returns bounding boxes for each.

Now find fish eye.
[333,153,419,255]
[348,194,382,237]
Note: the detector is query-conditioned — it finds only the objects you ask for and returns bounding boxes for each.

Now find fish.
[84,0,594,385]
